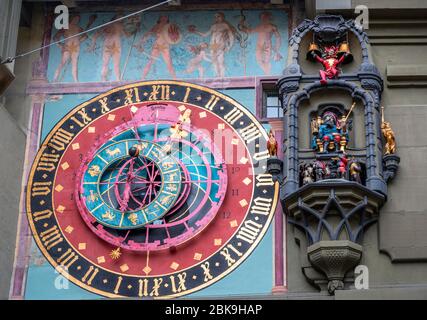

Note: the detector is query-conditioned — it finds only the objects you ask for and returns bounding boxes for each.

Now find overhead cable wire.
[0,0,173,65]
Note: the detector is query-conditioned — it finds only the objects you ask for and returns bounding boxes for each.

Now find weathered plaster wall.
[0,2,44,299]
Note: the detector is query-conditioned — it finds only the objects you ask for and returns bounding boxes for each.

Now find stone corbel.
[383,154,400,183]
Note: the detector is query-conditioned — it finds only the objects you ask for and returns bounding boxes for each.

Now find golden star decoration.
[110,247,122,260]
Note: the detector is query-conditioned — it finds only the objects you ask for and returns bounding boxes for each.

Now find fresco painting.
[47,10,288,82]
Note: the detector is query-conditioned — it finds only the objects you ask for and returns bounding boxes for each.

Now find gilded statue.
[349,158,362,184]
[381,106,396,155]
[267,129,279,157]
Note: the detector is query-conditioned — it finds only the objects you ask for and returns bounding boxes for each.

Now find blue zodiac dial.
[76,105,228,252]
[80,140,182,229]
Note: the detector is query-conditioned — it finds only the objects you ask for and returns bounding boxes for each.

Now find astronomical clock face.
[27,81,278,298]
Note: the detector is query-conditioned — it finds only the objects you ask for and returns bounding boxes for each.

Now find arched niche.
[297,91,365,151]
[298,31,362,76]
[283,80,386,197]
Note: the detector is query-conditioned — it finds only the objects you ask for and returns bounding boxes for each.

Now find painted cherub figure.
[185,42,211,78]
[310,45,349,85]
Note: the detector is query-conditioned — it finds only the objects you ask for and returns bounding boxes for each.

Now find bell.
[307,42,321,61]
[337,42,353,64]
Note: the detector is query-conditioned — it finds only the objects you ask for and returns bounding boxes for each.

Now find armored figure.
[381,121,396,155]
[381,106,397,155]
[328,158,340,179]
[349,159,362,184]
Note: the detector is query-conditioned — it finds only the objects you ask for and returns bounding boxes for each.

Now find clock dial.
[27,81,278,298]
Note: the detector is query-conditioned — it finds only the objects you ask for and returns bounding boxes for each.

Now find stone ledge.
[387,64,427,87]
[387,65,427,80]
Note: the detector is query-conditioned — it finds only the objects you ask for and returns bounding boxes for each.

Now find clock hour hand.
[163,109,193,154]
[119,148,139,212]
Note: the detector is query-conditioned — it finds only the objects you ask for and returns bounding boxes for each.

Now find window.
[264,91,283,119]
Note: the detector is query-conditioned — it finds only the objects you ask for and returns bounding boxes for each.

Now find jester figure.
[310,45,349,85]
[312,111,349,153]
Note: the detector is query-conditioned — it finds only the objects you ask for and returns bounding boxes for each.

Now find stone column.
[269,120,287,294]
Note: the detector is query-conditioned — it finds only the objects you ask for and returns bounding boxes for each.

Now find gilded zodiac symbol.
[162,162,174,169]
[88,165,101,177]
[102,210,115,221]
[160,195,174,205]
[106,148,121,157]
[87,190,99,203]
[128,213,138,225]
[166,184,178,192]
